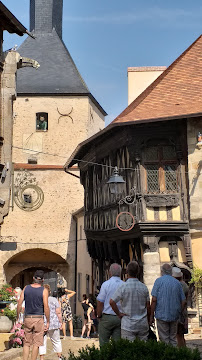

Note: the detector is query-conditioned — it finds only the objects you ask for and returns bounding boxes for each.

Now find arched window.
[36,112,48,131]
[143,140,178,194]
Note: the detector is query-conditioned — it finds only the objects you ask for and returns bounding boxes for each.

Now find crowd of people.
[16,262,189,360]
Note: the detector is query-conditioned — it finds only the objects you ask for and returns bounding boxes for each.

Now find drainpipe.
[73,215,78,315]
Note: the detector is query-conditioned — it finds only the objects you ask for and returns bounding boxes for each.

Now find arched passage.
[3,248,70,289]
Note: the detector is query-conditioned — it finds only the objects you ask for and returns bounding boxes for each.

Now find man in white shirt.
[97,263,124,346]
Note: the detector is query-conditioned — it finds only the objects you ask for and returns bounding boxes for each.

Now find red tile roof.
[113,35,202,124]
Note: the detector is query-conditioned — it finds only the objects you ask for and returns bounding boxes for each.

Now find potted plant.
[0,284,17,333]
[0,284,16,309]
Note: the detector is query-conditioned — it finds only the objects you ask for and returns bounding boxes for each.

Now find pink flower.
[14,337,22,345]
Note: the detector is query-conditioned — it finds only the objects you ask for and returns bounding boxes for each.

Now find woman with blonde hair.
[39,285,63,360]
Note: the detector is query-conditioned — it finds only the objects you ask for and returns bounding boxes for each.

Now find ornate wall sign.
[14,170,44,211]
[144,194,180,207]
[116,211,135,232]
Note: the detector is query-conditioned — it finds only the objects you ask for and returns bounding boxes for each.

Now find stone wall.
[187,118,202,269]
[0,51,19,224]
[0,92,105,288]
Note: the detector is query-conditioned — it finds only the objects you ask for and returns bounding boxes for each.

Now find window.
[23,194,32,203]
[36,112,48,131]
[144,143,178,194]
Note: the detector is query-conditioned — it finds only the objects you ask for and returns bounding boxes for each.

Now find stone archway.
[3,248,72,289]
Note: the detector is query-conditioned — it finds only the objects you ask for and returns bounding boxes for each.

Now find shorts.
[39,329,62,355]
[93,319,98,327]
[24,317,44,347]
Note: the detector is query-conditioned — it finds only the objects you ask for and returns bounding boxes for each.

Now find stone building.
[0,0,106,310]
[66,35,202,328]
[0,3,37,243]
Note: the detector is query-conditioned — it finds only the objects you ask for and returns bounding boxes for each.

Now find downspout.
[73,215,78,315]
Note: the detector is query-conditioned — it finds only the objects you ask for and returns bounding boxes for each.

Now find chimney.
[30,0,63,39]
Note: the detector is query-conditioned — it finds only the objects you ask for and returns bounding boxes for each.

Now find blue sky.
[2,0,202,125]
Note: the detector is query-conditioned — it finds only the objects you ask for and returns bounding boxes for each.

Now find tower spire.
[30,0,63,39]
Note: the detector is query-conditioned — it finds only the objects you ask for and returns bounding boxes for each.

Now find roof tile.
[113,35,202,124]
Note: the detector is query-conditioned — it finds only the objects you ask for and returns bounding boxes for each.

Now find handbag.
[148,326,157,341]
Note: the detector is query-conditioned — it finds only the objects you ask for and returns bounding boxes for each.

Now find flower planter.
[0,316,13,333]
[0,301,12,310]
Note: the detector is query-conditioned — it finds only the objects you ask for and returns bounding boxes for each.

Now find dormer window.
[36,112,48,131]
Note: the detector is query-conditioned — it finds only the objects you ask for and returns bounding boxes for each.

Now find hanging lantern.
[107,166,125,195]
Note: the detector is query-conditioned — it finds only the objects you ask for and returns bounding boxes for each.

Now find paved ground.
[41,336,99,359]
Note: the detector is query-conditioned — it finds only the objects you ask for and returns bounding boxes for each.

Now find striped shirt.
[151,274,185,322]
[111,278,150,332]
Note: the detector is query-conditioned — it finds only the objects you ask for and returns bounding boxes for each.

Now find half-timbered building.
[65,36,202,326]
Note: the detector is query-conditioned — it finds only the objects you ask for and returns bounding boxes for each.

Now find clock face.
[116,212,135,232]
[14,184,44,211]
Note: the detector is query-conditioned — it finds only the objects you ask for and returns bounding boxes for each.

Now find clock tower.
[1,0,106,300]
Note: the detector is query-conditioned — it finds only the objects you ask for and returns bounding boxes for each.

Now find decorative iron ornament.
[116,211,135,232]
[118,186,137,205]
[14,170,44,211]
[57,107,73,124]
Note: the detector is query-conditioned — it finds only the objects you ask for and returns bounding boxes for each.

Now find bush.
[0,306,17,321]
[66,338,200,360]
[190,267,202,288]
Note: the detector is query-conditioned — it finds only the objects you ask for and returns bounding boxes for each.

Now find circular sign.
[116,211,135,232]
[14,184,44,211]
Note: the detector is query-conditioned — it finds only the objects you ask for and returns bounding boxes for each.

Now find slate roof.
[65,35,202,169]
[113,35,202,124]
[17,29,89,94]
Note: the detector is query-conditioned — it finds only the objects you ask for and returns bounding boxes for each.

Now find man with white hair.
[110,261,150,341]
[96,263,124,346]
[150,263,186,346]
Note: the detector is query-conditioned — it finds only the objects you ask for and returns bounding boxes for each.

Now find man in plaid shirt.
[110,261,150,341]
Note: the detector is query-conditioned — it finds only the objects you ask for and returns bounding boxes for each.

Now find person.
[17,270,50,360]
[172,267,189,347]
[96,263,124,346]
[39,286,63,360]
[14,286,25,324]
[60,288,76,339]
[110,261,150,341]
[89,294,98,336]
[150,263,186,347]
[81,294,94,338]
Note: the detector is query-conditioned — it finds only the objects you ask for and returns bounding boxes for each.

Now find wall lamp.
[107,166,138,206]
[107,166,125,195]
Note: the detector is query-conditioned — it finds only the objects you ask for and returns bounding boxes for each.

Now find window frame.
[143,142,179,194]
[36,112,48,131]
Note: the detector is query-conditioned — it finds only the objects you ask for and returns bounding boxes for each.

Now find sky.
[2,0,202,125]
